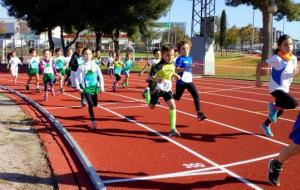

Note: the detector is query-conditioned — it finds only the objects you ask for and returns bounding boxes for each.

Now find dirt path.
[0,94,56,190]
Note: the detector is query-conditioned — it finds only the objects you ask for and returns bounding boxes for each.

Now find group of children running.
[5,35,300,187]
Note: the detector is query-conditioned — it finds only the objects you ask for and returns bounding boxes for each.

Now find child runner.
[122,52,134,88]
[93,49,102,66]
[139,48,161,77]
[267,111,300,186]
[112,53,124,91]
[69,41,86,106]
[256,34,298,137]
[7,50,22,84]
[146,44,181,137]
[53,48,66,93]
[107,52,115,77]
[75,48,104,129]
[39,49,58,101]
[24,48,40,92]
[173,40,207,121]
[64,48,73,86]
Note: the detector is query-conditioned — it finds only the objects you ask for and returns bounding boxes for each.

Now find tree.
[161,26,189,45]
[0,21,7,37]
[220,10,227,55]
[239,24,253,50]
[226,0,300,61]
[225,25,239,50]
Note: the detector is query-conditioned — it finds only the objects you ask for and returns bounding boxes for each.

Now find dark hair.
[176,40,192,52]
[82,47,90,54]
[274,34,292,55]
[55,48,61,53]
[43,49,50,54]
[75,41,84,48]
[152,48,160,55]
[29,48,36,54]
[161,44,175,53]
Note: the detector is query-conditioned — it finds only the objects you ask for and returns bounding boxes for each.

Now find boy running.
[25,48,40,92]
[173,40,207,121]
[112,53,124,92]
[146,44,181,137]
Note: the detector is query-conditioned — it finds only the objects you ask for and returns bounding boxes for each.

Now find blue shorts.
[290,112,300,145]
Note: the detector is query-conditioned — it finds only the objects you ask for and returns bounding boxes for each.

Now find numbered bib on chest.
[181,71,193,83]
[30,60,39,69]
[55,59,64,69]
[84,70,98,88]
[77,57,84,66]
[44,63,52,73]
[156,80,172,92]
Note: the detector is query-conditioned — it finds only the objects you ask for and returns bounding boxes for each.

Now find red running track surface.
[0,72,299,190]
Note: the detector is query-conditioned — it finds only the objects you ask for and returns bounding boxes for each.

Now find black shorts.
[150,90,173,105]
[115,74,121,81]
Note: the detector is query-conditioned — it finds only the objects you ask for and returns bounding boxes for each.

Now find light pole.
[168,7,171,43]
[251,8,255,49]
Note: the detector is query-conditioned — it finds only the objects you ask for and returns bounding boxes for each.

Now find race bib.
[77,57,84,66]
[44,63,52,73]
[31,60,39,69]
[156,80,172,92]
[181,71,193,83]
[55,59,65,69]
[84,70,98,88]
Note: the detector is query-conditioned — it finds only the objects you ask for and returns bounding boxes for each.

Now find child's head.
[275,34,293,54]
[82,48,93,62]
[126,52,132,60]
[177,40,192,57]
[11,50,16,57]
[66,48,73,57]
[153,48,161,60]
[43,49,51,61]
[95,49,101,57]
[161,44,175,64]
[55,48,62,56]
[75,41,84,54]
[29,48,37,57]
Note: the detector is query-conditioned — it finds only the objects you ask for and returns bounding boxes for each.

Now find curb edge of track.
[0,85,106,190]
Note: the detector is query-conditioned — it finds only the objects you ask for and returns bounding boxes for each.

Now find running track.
[0,71,299,190]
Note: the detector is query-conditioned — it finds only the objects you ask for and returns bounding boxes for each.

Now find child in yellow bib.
[147,44,181,137]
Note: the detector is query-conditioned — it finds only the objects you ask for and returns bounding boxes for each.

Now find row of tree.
[1,0,173,54]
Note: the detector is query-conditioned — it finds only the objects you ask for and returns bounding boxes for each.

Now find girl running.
[256,34,298,137]
[112,53,124,91]
[75,48,104,129]
[64,48,73,86]
[7,50,22,84]
[39,49,58,101]
[122,52,134,88]
[147,44,181,137]
[53,48,66,93]
[25,48,40,92]
[107,52,115,77]
[173,40,206,121]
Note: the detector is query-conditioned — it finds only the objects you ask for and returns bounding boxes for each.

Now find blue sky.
[158,0,300,40]
[1,0,300,39]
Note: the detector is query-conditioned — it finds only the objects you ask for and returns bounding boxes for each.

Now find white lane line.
[63,92,263,190]
[103,152,279,184]
[105,91,289,147]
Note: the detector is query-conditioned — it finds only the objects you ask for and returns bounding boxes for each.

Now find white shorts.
[70,71,76,88]
[10,66,18,77]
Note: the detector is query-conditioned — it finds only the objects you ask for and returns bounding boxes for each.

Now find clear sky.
[158,0,300,40]
[1,0,300,39]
